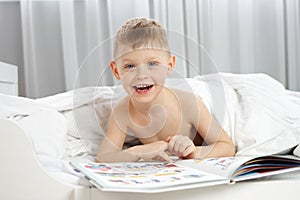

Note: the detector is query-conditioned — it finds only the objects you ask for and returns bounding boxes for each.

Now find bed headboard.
[0,61,18,96]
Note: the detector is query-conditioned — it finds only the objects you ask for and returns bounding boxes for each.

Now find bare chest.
[128,109,196,144]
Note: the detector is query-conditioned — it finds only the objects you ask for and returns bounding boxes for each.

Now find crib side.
[0,119,89,200]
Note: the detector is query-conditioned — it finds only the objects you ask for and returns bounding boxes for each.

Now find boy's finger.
[168,137,175,150]
[179,143,188,153]
[173,140,180,152]
[160,152,173,163]
[166,136,172,142]
[183,145,195,157]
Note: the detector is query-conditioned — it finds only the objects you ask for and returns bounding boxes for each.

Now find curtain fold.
[59,0,79,91]
[14,0,300,98]
[285,0,300,90]
[21,0,65,98]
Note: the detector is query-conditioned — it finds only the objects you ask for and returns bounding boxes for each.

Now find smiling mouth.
[133,84,154,93]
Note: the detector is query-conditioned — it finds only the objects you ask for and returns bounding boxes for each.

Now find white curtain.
[16,0,300,98]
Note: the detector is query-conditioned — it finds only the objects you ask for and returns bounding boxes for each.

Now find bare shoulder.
[170,88,205,119]
[171,88,203,106]
[109,96,130,130]
[112,96,129,112]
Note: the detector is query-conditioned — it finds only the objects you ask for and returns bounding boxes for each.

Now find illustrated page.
[72,161,227,191]
[175,157,252,178]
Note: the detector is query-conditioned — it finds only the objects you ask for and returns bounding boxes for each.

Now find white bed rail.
[0,119,89,200]
[0,61,18,96]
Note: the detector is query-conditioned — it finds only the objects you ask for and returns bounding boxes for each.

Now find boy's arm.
[96,114,139,162]
[190,97,235,159]
[96,114,172,163]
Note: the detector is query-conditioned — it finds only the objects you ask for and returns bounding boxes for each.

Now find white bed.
[1,62,300,200]
[1,119,300,200]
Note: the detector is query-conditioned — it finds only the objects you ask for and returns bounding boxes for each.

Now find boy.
[96,18,235,163]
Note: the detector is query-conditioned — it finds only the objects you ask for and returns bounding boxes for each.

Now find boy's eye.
[148,62,158,67]
[124,64,135,70]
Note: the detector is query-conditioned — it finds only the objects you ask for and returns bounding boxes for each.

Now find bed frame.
[0,61,18,96]
[1,118,300,200]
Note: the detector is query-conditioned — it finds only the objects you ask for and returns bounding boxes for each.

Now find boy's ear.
[167,55,176,75]
[110,60,121,80]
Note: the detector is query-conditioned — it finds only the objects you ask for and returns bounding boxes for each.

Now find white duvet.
[191,73,300,156]
[1,73,300,185]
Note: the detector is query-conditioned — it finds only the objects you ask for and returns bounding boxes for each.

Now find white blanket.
[191,73,300,156]
[1,73,300,169]
[0,94,67,158]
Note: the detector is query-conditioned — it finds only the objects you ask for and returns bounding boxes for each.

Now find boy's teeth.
[137,84,149,88]
[134,84,153,90]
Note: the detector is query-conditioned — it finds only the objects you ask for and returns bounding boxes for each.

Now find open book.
[70,155,300,193]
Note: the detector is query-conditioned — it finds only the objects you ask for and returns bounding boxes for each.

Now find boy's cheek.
[120,78,135,94]
[154,73,168,85]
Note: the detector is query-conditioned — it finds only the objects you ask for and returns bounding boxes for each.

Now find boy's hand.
[127,141,172,162]
[167,135,195,158]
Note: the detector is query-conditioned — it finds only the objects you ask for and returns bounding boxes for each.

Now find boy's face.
[110,46,176,103]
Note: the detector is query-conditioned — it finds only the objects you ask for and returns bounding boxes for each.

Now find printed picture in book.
[84,162,212,186]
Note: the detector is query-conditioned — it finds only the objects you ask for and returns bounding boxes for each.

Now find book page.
[175,157,252,178]
[231,155,300,181]
[175,155,300,182]
[71,161,228,193]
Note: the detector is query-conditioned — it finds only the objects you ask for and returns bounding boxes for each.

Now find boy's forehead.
[114,44,169,61]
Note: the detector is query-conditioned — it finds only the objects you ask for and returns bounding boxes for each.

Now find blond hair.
[113,18,170,59]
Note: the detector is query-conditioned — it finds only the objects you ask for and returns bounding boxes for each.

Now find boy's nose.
[135,65,149,79]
